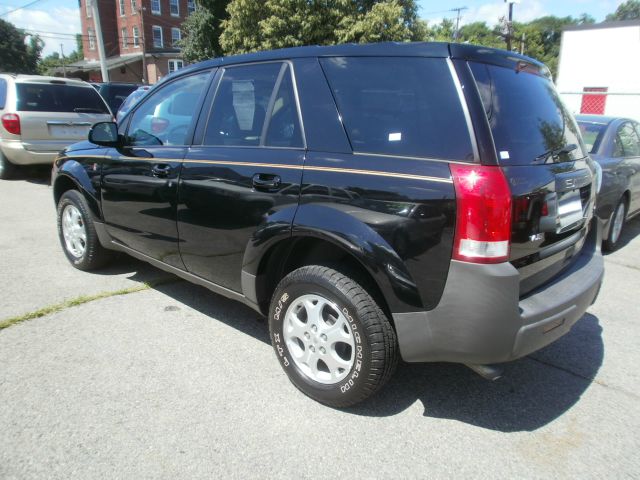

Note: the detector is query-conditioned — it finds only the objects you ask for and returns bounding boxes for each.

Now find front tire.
[603,199,626,252]
[269,266,398,407]
[57,190,111,270]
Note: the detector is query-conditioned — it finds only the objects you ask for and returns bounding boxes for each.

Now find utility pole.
[89,0,109,81]
[451,6,468,41]
[520,32,525,54]
[504,0,519,51]
[60,43,66,78]
[139,4,148,84]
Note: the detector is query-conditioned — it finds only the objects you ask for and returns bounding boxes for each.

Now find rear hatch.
[16,80,111,152]
[468,60,595,296]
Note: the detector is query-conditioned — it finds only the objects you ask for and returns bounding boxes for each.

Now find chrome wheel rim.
[61,205,87,258]
[611,202,625,244]
[283,294,355,385]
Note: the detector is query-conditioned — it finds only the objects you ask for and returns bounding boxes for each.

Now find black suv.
[52,43,604,407]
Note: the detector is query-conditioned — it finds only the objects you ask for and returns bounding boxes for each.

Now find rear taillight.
[1,113,21,135]
[450,164,512,264]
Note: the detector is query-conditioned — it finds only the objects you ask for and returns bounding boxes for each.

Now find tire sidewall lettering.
[271,291,291,369]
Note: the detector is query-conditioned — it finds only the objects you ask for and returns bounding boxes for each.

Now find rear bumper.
[394,218,604,364]
[1,140,62,165]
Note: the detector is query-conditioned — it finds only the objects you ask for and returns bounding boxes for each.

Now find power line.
[0,0,46,17]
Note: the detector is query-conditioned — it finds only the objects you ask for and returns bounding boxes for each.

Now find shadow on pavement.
[115,259,603,433]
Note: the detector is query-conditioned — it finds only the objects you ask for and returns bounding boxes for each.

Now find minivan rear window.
[16,83,110,114]
[320,57,474,161]
[469,62,587,165]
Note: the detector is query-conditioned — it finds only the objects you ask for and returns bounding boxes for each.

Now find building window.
[151,0,160,14]
[152,26,163,48]
[171,28,181,47]
[122,28,128,49]
[168,59,184,74]
[187,0,195,14]
[169,0,179,16]
[88,28,96,50]
[119,0,125,15]
[132,26,140,47]
[86,0,92,17]
[131,0,137,13]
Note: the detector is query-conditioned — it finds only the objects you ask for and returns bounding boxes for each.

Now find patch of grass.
[0,277,178,331]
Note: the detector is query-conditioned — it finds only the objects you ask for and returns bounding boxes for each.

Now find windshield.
[469,62,587,165]
[577,121,607,153]
[16,83,110,114]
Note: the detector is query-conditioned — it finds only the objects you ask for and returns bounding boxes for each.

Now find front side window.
[204,62,290,147]
[121,28,128,49]
[126,71,209,146]
[321,57,473,161]
[171,28,181,47]
[152,26,163,48]
[168,59,183,74]
[615,123,640,158]
[151,0,160,14]
[170,0,179,16]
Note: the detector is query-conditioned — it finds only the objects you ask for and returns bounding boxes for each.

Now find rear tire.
[0,153,18,180]
[603,199,626,252]
[269,265,398,408]
[57,190,112,270]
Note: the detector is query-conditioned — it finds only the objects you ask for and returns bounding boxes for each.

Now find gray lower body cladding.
[394,220,604,364]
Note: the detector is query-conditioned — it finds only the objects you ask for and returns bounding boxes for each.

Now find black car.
[577,115,640,250]
[95,82,141,116]
[52,43,604,407]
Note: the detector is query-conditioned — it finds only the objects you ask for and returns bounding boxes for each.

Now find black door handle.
[252,173,281,191]
[152,163,171,178]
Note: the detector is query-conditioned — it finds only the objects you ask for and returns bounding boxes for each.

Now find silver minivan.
[0,75,112,179]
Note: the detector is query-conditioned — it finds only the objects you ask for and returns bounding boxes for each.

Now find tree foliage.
[38,35,83,75]
[0,19,41,74]
[180,0,230,62]
[220,0,425,55]
[606,0,640,21]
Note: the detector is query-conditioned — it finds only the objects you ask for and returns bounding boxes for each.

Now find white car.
[0,74,112,179]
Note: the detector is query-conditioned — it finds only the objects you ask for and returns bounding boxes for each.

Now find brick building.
[68,0,194,83]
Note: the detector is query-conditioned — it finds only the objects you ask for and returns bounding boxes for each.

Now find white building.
[556,20,640,121]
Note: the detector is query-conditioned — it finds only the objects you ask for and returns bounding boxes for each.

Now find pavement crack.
[0,277,179,331]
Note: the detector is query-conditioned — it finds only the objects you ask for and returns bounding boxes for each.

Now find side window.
[126,71,209,146]
[0,79,7,109]
[204,62,303,147]
[320,57,474,161]
[616,123,640,157]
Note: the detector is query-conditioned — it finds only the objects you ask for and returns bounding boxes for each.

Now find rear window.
[577,121,607,153]
[320,57,474,161]
[99,84,138,112]
[469,62,587,165]
[16,83,110,114]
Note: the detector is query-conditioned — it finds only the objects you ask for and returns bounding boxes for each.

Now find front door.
[101,70,212,268]
[179,61,305,292]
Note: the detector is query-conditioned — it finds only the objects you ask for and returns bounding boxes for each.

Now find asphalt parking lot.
[1,173,639,479]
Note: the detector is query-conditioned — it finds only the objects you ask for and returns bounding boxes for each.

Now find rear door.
[15,80,112,154]
[613,122,640,214]
[467,60,596,295]
[179,61,305,292]
[101,70,212,268]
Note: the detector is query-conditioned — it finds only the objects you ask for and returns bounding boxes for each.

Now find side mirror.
[89,122,120,147]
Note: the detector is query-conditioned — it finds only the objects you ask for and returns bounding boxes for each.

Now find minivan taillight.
[450,164,512,264]
[1,113,21,135]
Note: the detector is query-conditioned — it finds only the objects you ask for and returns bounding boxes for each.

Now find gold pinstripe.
[60,155,453,184]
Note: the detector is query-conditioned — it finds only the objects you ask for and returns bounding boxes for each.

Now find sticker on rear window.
[388,132,402,142]
[499,150,510,160]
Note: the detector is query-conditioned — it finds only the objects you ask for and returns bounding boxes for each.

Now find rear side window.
[16,83,110,114]
[204,62,303,148]
[615,122,640,158]
[320,57,474,161]
[0,79,7,109]
[469,62,586,165]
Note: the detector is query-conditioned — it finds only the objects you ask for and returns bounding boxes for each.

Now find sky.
[0,0,629,57]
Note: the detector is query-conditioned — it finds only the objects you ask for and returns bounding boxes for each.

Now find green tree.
[425,18,454,41]
[220,0,424,56]
[38,35,84,75]
[180,0,230,62]
[606,0,640,21]
[0,19,41,74]
[456,21,503,48]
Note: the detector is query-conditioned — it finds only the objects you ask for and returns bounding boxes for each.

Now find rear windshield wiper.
[535,144,578,164]
[74,107,106,114]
